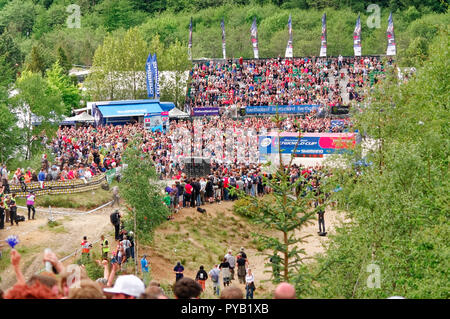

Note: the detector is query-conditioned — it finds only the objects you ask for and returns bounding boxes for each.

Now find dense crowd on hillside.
[0,114,350,190]
[186,56,389,111]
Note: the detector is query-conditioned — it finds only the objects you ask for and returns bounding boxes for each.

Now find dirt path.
[0,200,342,297]
[0,205,114,291]
[140,201,341,298]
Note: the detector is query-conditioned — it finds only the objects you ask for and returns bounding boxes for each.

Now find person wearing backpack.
[195,265,208,291]
[209,264,221,296]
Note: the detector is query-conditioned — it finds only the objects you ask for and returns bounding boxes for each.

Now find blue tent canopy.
[96,101,163,118]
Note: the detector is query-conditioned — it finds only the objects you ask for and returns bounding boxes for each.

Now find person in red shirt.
[81,236,92,262]
[184,179,193,208]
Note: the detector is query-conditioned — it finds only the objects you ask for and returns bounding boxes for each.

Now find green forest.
[0,0,447,74]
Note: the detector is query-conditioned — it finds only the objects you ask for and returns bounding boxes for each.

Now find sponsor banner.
[259,132,355,156]
[152,53,160,98]
[386,12,396,56]
[105,168,116,184]
[251,17,259,59]
[145,53,154,98]
[221,18,226,60]
[285,14,293,58]
[353,14,362,56]
[144,113,163,131]
[246,104,319,115]
[192,107,220,116]
[331,119,345,128]
[320,13,327,57]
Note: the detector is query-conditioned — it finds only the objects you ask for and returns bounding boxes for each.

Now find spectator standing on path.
[225,250,236,281]
[195,265,208,291]
[141,255,149,285]
[81,236,92,262]
[127,231,135,260]
[219,257,231,288]
[26,191,36,220]
[209,264,221,296]
[236,250,248,284]
[317,198,326,235]
[100,235,109,259]
[4,195,9,224]
[38,168,46,189]
[111,185,120,207]
[174,261,184,282]
[110,210,121,240]
[8,194,17,226]
[245,268,255,299]
[0,198,5,229]
[121,236,132,261]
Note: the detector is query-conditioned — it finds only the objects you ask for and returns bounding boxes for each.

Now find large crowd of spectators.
[186,55,390,111]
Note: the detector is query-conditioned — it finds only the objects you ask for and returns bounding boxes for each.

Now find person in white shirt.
[245,268,255,299]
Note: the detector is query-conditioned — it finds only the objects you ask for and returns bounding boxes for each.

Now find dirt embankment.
[0,200,342,297]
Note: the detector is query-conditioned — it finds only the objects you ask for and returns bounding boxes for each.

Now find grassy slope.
[139,201,278,299]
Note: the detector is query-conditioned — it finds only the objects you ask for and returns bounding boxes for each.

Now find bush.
[232,198,259,219]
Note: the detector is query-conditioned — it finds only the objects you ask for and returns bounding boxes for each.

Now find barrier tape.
[17,200,114,216]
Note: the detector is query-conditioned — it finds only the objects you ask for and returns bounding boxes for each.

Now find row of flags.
[145,53,160,98]
[188,13,396,59]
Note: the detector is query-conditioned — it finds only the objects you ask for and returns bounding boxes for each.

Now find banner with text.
[152,53,160,98]
[246,104,319,115]
[353,14,362,56]
[251,17,259,59]
[320,13,327,57]
[285,14,293,58]
[259,132,355,159]
[221,18,226,60]
[192,107,220,116]
[145,53,154,98]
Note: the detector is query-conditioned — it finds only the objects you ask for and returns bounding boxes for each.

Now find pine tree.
[26,45,46,75]
[56,46,72,75]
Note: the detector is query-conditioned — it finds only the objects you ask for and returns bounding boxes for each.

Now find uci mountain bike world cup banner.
[258,132,356,159]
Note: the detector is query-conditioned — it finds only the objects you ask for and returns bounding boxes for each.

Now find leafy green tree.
[120,137,170,244]
[46,61,81,115]
[0,55,21,164]
[120,27,149,99]
[95,0,148,31]
[0,31,23,79]
[85,34,122,100]
[0,102,22,164]
[311,31,449,299]
[12,71,65,160]
[0,0,37,36]
[163,39,191,109]
[86,28,150,100]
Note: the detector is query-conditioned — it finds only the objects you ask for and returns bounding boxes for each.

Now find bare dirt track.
[0,199,342,297]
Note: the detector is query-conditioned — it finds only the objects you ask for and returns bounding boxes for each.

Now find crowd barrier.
[8,173,108,198]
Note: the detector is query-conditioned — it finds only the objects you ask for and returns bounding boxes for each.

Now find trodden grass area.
[15,182,118,210]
